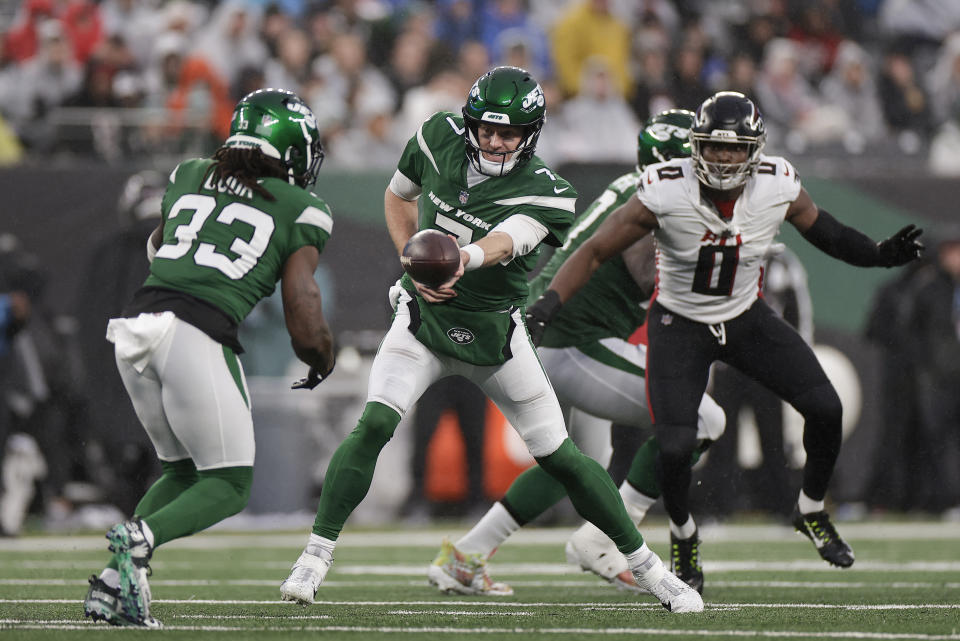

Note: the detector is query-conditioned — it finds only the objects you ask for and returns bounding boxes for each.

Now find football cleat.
[670,530,704,594]
[83,575,162,628]
[793,505,855,568]
[427,537,513,596]
[631,550,704,613]
[280,549,334,605]
[105,519,157,626]
[565,521,641,593]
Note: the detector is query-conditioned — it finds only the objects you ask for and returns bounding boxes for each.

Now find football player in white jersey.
[527,91,924,570]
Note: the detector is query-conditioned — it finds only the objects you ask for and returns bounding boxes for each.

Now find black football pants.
[645,298,843,525]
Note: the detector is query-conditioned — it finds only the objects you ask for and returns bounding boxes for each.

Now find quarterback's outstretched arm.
[788,188,923,268]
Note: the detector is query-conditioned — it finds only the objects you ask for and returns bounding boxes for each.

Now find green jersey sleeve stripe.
[416,123,441,175]
[294,206,333,233]
[493,195,577,213]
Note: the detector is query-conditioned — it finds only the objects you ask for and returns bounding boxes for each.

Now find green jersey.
[530,170,648,348]
[145,158,333,324]
[397,112,576,311]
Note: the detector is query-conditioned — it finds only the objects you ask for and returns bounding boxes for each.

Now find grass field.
[1,518,958,640]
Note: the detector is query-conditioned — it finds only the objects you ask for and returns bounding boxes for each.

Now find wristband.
[462,243,485,271]
[146,236,158,263]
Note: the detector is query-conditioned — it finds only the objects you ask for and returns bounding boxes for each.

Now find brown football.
[401,229,461,288]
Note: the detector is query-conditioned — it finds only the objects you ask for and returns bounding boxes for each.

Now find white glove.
[388,279,403,311]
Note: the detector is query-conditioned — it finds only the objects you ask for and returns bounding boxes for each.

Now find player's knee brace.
[353,402,401,450]
[198,466,253,515]
[654,424,699,468]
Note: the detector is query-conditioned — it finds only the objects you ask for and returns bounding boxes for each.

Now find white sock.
[306,533,337,558]
[669,515,697,540]
[456,502,520,558]
[620,482,657,524]
[99,568,120,589]
[624,542,664,581]
[798,490,824,514]
[139,520,155,549]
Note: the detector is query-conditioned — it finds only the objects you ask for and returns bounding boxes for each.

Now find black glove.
[291,361,335,390]
[525,289,563,346]
[877,224,924,267]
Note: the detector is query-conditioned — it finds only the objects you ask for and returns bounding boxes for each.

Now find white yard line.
[1,599,958,609]
[0,621,958,639]
[1,522,958,552]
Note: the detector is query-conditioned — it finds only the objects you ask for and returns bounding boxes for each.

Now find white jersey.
[636,155,802,324]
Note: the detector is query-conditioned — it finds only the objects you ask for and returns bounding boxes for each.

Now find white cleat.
[565,521,642,593]
[280,549,333,605]
[631,550,704,613]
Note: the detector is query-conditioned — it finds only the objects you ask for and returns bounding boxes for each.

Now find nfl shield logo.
[459,190,469,205]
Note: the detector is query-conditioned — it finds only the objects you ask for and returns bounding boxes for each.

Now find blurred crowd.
[1,0,960,171]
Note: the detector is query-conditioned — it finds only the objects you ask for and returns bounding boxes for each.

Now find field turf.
[1,519,958,640]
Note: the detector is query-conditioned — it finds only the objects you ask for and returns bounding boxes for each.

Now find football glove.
[877,224,924,267]
[525,290,563,347]
[291,362,335,390]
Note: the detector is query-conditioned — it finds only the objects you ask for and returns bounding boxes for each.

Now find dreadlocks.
[203,147,289,202]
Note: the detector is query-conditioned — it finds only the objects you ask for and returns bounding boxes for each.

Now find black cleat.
[670,530,704,594]
[793,505,855,568]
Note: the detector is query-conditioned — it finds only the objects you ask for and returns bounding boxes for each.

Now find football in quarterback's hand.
[401,230,461,288]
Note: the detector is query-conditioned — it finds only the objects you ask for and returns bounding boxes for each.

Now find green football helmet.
[224,88,324,188]
[637,109,695,170]
[462,66,545,176]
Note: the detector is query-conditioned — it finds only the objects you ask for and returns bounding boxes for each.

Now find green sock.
[141,466,252,547]
[502,465,567,524]
[536,439,644,554]
[313,402,400,540]
[624,437,711,498]
[133,458,200,519]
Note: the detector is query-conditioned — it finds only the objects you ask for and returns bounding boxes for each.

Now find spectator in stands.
[930,105,960,176]
[630,37,673,122]
[456,40,492,91]
[434,0,478,56]
[926,32,960,127]
[384,29,433,112]
[551,55,638,164]
[12,20,83,150]
[877,45,932,144]
[725,51,759,98]
[263,28,312,93]
[551,0,631,98]
[787,1,846,81]
[258,3,293,59]
[61,0,104,66]
[754,37,849,150]
[396,65,467,137]
[820,40,886,150]
[1,0,56,63]
[192,0,267,90]
[671,47,712,118]
[99,0,158,67]
[479,0,551,82]
[906,230,960,516]
[309,31,395,142]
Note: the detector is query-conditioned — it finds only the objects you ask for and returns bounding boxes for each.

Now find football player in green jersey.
[431,110,723,596]
[280,67,702,613]
[82,89,336,628]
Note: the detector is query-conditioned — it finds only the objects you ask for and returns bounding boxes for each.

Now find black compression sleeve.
[801,208,881,267]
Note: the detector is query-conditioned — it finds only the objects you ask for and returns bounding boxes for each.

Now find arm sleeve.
[801,208,881,267]
[490,214,549,262]
[388,169,422,201]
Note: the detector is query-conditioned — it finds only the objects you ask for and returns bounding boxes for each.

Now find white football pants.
[108,312,255,470]
[367,290,567,458]
[538,339,725,441]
